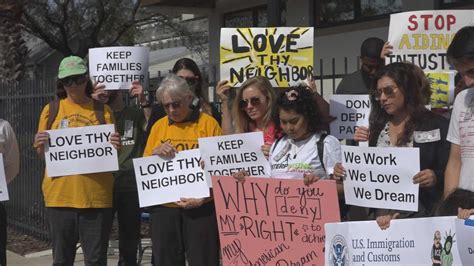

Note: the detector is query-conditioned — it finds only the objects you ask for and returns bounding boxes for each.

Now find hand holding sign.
[34,131,50,156]
[176,197,207,209]
[354,126,369,142]
[412,169,437,187]
[152,142,178,158]
[216,80,231,102]
[110,132,121,149]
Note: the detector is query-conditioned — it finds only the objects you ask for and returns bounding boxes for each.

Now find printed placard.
[330,95,371,139]
[133,149,209,207]
[89,46,150,90]
[198,132,271,187]
[342,145,420,211]
[0,154,9,201]
[45,124,118,177]
[387,10,474,71]
[455,217,474,265]
[212,176,340,266]
[220,27,314,87]
[325,216,463,265]
[427,71,456,108]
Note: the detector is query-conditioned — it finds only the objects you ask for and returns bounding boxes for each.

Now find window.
[224,5,267,27]
[315,0,402,27]
[440,0,474,8]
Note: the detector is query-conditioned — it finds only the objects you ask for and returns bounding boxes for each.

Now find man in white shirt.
[0,119,20,266]
[444,26,474,198]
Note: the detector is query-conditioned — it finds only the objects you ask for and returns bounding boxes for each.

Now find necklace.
[290,135,313,159]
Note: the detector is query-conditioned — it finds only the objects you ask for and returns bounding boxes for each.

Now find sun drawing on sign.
[220,27,313,87]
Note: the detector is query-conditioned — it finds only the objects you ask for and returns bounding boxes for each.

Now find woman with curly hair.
[334,62,450,228]
[234,85,341,186]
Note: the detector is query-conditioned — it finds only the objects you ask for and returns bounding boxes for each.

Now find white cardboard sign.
[133,149,209,207]
[342,145,420,212]
[455,217,474,265]
[325,216,463,265]
[330,95,370,139]
[45,124,118,177]
[198,132,271,187]
[89,46,150,90]
[0,154,9,201]
[387,10,474,71]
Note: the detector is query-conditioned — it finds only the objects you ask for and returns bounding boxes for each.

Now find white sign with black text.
[45,124,118,177]
[330,95,370,139]
[342,145,420,211]
[325,216,462,265]
[133,149,209,207]
[89,46,150,90]
[0,154,9,201]
[198,132,271,187]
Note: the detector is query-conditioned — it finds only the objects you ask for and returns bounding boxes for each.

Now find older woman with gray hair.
[143,74,221,266]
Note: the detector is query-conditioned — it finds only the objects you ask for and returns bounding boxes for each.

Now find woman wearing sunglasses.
[33,56,121,265]
[334,62,450,229]
[234,85,341,186]
[217,76,280,157]
[144,74,221,266]
[146,58,221,137]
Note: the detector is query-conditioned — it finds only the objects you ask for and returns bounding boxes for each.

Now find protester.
[444,26,474,198]
[33,56,121,265]
[234,85,342,187]
[336,37,385,94]
[144,74,221,266]
[217,76,280,157]
[146,58,221,137]
[334,62,450,229]
[0,119,19,266]
[91,81,150,266]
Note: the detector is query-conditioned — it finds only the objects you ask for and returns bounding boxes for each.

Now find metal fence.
[1,79,56,241]
[0,57,358,242]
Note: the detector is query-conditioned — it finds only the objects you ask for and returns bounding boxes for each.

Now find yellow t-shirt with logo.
[144,112,222,156]
[144,112,222,207]
[36,98,115,208]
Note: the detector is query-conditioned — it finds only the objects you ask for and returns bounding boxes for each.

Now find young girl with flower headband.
[233,85,342,186]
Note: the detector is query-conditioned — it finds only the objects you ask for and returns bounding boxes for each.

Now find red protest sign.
[212,176,340,265]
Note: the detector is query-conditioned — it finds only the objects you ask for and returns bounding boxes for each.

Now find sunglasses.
[60,75,87,86]
[239,97,262,110]
[162,101,182,110]
[374,85,399,100]
[181,77,199,86]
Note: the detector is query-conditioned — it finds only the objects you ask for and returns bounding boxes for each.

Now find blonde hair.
[232,76,277,133]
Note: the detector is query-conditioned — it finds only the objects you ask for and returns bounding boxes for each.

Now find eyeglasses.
[181,77,199,86]
[162,101,182,110]
[239,97,262,110]
[374,85,399,100]
[60,75,87,86]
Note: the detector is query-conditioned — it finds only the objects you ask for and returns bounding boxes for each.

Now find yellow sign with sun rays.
[220,27,314,87]
[426,71,455,108]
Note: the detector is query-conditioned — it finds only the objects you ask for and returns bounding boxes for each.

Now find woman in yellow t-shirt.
[33,56,121,265]
[144,74,221,266]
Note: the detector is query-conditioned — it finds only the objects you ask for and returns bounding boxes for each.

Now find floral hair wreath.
[285,89,299,101]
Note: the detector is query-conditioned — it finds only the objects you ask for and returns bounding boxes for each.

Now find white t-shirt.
[269,133,341,179]
[447,88,474,191]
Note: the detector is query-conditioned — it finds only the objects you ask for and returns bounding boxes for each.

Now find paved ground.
[7,239,153,266]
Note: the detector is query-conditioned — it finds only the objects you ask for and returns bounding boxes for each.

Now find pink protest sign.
[212,176,340,266]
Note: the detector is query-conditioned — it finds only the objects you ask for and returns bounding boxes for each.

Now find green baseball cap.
[58,56,87,79]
